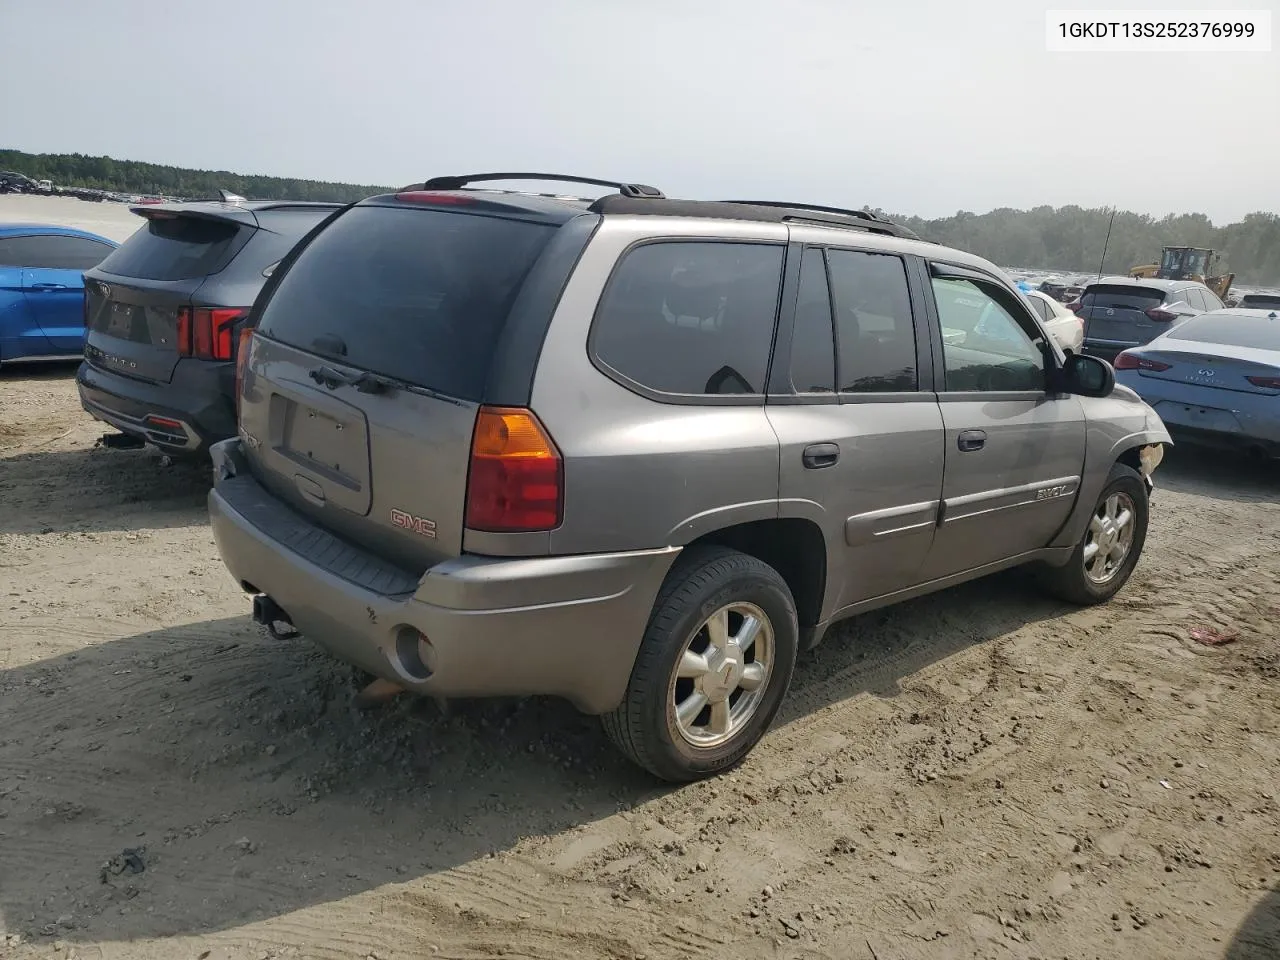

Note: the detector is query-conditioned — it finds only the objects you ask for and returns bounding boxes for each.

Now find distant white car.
[1024,288,1084,353]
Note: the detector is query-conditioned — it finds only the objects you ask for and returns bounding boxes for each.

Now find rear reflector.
[1115,352,1170,372]
[235,328,255,417]
[465,406,563,533]
[177,307,249,361]
[145,415,184,431]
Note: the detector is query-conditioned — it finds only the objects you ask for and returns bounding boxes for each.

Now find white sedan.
[1023,289,1085,353]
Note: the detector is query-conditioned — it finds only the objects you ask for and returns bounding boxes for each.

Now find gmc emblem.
[390,508,437,539]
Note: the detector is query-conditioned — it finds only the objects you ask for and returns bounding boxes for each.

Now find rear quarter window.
[590,240,784,397]
[96,215,251,281]
[257,205,555,402]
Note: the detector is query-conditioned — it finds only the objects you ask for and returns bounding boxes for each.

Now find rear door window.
[1184,288,1207,311]
[1201,288,1224,311]
[592,240,784,396]
[826,248,917,392]
[1027,295,1051,322]
[259,205,556,402]
[787,248,836,393]
[96,215,251,280]
[0,234,114,269]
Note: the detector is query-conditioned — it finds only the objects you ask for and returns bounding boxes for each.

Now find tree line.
[4,149,1277,284]
[880,205,1280,286]
[0,149,385,204]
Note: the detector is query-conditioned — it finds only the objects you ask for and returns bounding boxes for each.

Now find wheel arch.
[681,516,829,637]
[1051,431,1168,549]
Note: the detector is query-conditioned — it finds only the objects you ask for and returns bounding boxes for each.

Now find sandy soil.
[0,194,145,244]
[2,189,1279,958]
[1,371,1277,960]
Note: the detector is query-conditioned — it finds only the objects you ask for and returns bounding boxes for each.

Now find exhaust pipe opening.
[98,432,146,451]
[252,595,298,639]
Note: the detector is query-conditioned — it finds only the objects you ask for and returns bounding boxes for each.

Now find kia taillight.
[1246,374,1280,389]
[1115,352,1170,372]
[464,406,563,532]
[1145,307,1179,323]
[235,328,255,417]
[176,307,249,360]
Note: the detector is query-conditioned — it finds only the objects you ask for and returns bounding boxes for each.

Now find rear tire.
[1038,462,1149,605]
[602,546,798,782]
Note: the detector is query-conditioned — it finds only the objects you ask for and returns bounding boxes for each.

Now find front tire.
[602,546,799,782]
[1039,461,1149,605]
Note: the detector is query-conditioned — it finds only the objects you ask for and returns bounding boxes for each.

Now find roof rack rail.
[721,199,889,223]
[417,172,664,199]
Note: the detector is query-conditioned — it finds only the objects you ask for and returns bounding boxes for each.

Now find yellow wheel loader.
[1129,246,1234,300]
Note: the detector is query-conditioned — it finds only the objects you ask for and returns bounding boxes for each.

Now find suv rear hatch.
[84,206,258,383]
[239,197,569,572]
[1081,283,1178,351]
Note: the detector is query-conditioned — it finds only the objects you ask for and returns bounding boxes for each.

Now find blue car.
[0,224,119,366]
[1114,307,1280,461]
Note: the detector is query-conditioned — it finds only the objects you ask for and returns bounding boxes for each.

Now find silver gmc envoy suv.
[208,173,1171,781]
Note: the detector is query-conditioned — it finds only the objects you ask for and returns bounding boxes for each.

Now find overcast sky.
[3,0,1276,222]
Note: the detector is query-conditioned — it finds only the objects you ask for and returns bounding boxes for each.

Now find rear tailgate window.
[1168,315,1280,351]
[256,205,555,401]
[96,215,252,280]
[1081,284,1167,311]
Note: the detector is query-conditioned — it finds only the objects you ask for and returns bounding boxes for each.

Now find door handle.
[957,430,987,452]
[802,442,840,469]
[29,282,68,290]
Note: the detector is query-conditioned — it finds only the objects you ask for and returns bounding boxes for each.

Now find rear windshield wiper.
[307,365,463,406]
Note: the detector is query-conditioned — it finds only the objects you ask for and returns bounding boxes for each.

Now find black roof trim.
[721,199,890,224]
[417,172,664,199]
[587,194,921,240]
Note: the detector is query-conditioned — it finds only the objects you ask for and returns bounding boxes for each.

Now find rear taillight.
[176,307,249,360]
[1065,300,1083,316]
[1246,375,1280,389]
[1115,352,1170,372]
[464,406,563,533]
[1145,307,1179,323]
[235,328,255,417]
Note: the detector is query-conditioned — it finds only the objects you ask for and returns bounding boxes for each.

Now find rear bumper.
[1115,378,1280,458]
[207,439,680,714]
[76,359,236,455]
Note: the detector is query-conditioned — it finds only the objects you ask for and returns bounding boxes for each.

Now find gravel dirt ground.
[1,197,1278,959]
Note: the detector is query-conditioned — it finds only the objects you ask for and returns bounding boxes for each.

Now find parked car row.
[17,175,1274,781]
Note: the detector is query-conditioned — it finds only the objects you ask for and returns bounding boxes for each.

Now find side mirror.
[1061,353,1114,398]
